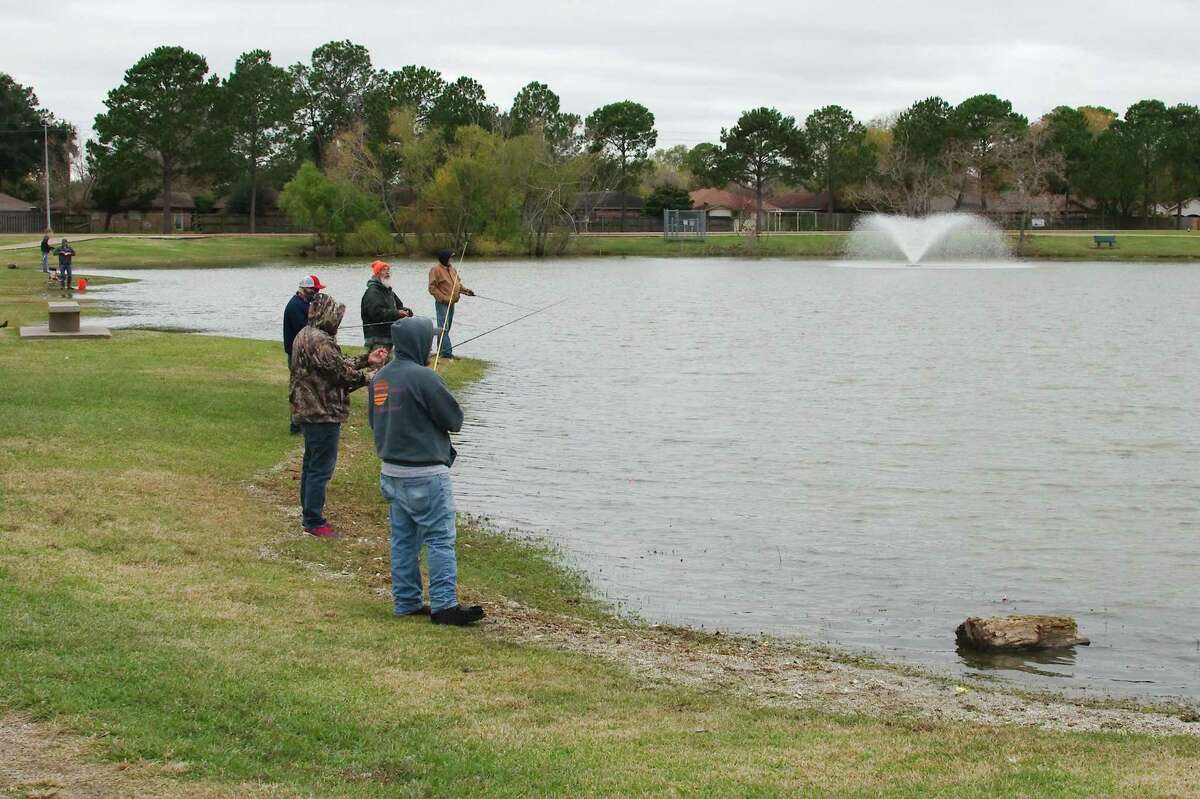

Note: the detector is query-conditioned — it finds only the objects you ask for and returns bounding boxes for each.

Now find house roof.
[928,191,1067,214]
[0,191,37,212]
[141,191,196,210]
[212,188,281,211]
[689,188,779,213]
[575,191,644,210]
[768,190,831,211]
[1156,198,1200,217]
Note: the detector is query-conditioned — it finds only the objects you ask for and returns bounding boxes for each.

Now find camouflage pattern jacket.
[289,295,370,424]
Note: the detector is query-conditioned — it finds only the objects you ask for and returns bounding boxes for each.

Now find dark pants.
[434,301,455,358]
[300,422,341,529]
[58,263,72,289]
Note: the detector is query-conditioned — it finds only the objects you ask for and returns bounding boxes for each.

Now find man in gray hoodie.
[367,316,484,626]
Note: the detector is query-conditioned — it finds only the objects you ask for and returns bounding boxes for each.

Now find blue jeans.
[434,302,455,358]
[58,263,72,289]
[41,251,49,272]
[300,423,340,528]
[380,472,458,614]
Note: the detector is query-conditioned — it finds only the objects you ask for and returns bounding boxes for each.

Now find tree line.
[2,41,1199,252]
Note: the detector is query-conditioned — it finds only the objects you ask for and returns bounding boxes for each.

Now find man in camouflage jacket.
[289,293,384,536]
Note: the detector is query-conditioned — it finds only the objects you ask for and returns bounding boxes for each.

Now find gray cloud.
[7,0,1198,145]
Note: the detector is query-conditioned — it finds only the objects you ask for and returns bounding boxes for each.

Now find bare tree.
[998,126,1065,255]
[853,140,967,216]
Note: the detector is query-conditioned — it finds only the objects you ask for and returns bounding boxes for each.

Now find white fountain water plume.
[847,212,1011,265]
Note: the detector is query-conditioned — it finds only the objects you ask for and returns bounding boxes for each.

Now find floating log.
[955,615,1090,652]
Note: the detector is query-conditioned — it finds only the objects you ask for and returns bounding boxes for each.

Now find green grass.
[1,267,1199,796]
[0,233,315,268]
[1017,231,1200,259]
[567,230,1200,260]
[0,267,131,330]
[565,232,850,258]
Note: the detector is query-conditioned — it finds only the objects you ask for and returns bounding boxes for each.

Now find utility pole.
[43,123,51,233]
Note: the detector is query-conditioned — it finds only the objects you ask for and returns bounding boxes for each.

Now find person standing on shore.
[54,239,76,291]
[427,249,473,361]
[361,260,412,354]
[290,293,387,537]
[368,316,484,625]
[283,274,325,434]
[40,231,52,273]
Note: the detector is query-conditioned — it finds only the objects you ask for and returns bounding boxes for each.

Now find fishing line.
[470,294,537,311]
[449,298,567,353]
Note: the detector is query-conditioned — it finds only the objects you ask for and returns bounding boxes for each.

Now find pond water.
[86,258,1200,701]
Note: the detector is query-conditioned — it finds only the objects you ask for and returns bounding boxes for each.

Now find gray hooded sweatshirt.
[368,316,463,467]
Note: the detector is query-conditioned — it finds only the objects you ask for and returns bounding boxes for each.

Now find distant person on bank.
[360,260,412,353]
[283,274,325,434]
[290,293,388,537]
[427,249,473,361]
[40,231,52,273]
[54,239,75,290]
[368,316,484,625]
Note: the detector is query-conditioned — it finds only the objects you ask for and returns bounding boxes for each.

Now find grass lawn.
[1016,231,1200,259]
[565,232,850,258]
[568,230,1200,260]
[0,234,315,269]
[1,267,1199,796]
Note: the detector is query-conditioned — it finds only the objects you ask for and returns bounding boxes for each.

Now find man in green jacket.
[360,260,412,352]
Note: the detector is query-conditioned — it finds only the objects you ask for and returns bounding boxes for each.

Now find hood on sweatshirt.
[308,293,345,335]
[391,316,434,365]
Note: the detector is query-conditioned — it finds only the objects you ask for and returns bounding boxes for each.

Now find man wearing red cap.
[360,260,412,353]
[284,274,325,433]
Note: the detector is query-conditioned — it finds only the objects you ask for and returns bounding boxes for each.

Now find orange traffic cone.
[77,278,88,291]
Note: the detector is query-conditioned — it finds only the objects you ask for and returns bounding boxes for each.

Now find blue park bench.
[1093,234,1118,248]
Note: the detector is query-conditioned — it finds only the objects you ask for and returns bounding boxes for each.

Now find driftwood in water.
[955,615,1090,652]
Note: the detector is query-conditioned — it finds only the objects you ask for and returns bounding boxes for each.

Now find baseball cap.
[371,260,390,276]
[299,274,326,291]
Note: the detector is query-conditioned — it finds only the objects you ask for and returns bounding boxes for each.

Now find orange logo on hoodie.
[372,380,389,406]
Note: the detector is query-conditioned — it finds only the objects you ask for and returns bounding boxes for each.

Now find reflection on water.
[956,645,1078,679]
[86,258,1200,700]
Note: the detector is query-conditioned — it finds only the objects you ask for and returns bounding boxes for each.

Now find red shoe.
[304,524,337,538]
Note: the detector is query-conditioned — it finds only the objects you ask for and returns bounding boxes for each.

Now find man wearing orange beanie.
[360,260,412,352]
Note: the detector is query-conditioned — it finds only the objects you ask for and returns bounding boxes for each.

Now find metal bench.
[1093,234,1117,248]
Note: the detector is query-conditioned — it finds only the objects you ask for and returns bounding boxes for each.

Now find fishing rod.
[448,298,567,353]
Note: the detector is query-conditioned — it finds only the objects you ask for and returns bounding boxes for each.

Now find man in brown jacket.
[290,293,387,536]
[428,249,474,360]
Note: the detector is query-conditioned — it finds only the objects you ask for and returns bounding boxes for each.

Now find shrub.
[279,162,384,245]
[342,219,396,256]
[192,193,215,214]
[643,184,693,218]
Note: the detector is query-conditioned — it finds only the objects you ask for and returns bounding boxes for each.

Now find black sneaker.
[431,605,484,626]
[396,605,431,617]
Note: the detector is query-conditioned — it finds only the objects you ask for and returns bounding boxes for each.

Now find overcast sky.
[6,0,1198,145]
